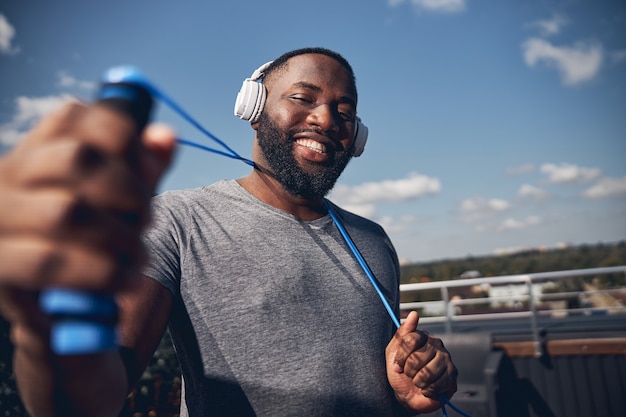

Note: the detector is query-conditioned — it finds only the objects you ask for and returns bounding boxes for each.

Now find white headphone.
[234,61,368,157]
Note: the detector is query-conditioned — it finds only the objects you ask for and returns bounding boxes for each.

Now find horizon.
[399,238,626,266]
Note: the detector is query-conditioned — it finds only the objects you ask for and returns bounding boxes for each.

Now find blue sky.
[1,0,625,264]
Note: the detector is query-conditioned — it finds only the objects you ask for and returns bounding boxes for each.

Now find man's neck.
[236,171,327,221]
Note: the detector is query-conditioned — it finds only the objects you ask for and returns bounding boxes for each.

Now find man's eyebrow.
[292,82,357,107]
[293,81,322,93]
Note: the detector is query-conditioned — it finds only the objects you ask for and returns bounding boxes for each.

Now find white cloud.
[522,37,603,85]
[460,197,510,212]
[331,172,441,206]
[0,95,74,147]
[330,173,440,219]
[0,13,19,55]
[377,215,416,234]
[583,176,626,199]
[498,216,542,231]
[459,196,511,223]
[413,0,466,12]
[337,203,377,219]
[57,71,96,91]
[506,163,535,175]
[518,184,548,199]
[531,14,568,37]
[389,0,466,13]
[540,162,601,184]
[0,72,93,148]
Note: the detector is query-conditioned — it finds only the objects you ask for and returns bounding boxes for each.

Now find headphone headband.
[249,61,273,82]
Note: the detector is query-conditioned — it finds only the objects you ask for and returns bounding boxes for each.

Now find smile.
[296,139,326,154]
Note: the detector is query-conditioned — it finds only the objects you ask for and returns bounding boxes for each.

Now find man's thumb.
[142,123,177,190]
[398,310,420,337]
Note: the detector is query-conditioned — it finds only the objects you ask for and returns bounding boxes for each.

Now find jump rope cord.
[323,200,401,329]
[325,201,469,417]
[133,74,470,417]
[438,395,473,417]
[134,78,255,167]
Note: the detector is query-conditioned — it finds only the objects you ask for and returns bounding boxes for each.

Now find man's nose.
[306,104,339,134]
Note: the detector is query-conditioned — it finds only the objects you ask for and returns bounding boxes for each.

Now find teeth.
[297,139,326,154]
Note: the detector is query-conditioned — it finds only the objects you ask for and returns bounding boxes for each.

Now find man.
[0,47,457,416]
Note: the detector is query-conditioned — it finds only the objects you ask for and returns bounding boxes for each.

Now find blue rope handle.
[111,66,471,417]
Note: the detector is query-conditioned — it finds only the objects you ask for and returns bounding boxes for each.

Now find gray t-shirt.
[144,180,402,416]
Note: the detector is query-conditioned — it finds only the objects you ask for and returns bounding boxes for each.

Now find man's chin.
[298,163,331,175]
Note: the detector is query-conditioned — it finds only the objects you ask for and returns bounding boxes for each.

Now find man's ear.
[251,121,259,131]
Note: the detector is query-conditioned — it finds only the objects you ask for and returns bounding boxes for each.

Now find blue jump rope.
[40,66,470,417]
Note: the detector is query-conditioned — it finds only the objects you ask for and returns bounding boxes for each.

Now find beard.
[256,112,353,200]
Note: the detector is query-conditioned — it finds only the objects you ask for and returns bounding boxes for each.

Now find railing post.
[442,286,451,334]
[526,277,542,357]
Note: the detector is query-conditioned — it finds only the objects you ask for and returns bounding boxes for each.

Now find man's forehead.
[266,54,357,98]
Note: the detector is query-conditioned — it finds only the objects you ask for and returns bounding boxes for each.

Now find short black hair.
[263,47,357,101]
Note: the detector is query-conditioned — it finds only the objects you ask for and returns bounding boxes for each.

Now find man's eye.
[339,112,355,122]
[291,95,313,103]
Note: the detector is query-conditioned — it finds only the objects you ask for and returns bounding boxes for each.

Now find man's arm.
[0,100,176,416]
[117,276,174,391]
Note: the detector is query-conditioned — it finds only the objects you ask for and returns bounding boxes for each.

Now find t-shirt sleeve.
[142,194,183,296]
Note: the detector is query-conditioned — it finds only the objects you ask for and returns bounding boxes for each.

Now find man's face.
[254,54,358,200]
[256,111,353,200]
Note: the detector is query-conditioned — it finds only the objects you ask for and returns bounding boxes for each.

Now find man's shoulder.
[326,200,374,222]
[152,180,235,205]
[326,200,399,269]
[326,200,386,235]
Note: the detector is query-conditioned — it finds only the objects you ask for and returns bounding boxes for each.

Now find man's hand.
[385,311,458,414]
[0,100,176,337]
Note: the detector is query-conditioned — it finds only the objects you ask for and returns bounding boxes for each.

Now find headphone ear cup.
[234,79,266,123]
[352,120,368,157]
[234,61,273,124]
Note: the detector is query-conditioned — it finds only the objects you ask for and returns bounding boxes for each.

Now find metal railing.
[399,265,626,356]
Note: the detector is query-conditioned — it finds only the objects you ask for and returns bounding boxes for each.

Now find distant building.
[488,282,556,308]
[460,270,482,279]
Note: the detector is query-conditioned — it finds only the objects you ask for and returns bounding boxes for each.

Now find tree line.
[400,240,626,284]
